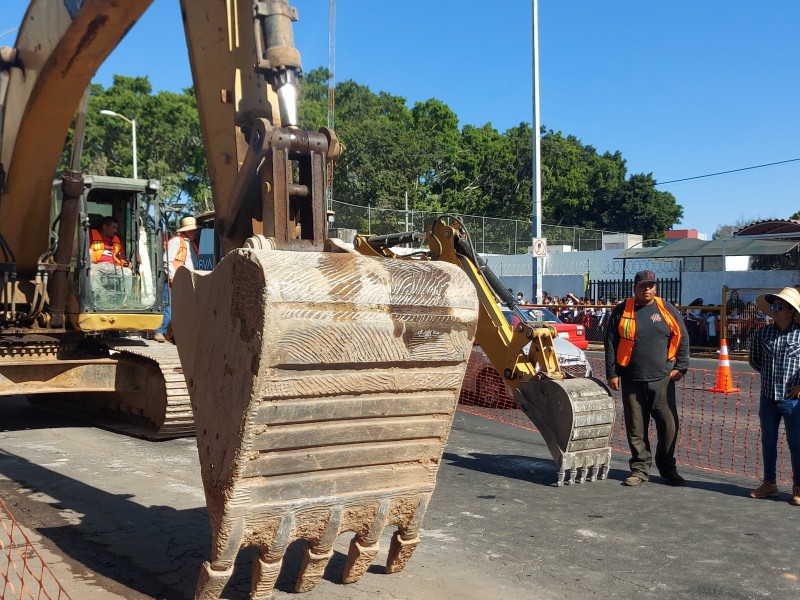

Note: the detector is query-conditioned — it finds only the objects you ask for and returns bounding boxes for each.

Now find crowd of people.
[512,287,773,350]
[682,290,771,350]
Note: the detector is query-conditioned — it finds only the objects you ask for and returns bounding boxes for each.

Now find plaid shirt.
[749,321,800,401]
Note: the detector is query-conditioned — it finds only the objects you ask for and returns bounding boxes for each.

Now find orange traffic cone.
[708,339,740,394]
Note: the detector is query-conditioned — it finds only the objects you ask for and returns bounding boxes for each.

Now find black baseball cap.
[634,270,656,285]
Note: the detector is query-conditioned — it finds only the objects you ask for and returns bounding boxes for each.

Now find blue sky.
[4,1,800,237]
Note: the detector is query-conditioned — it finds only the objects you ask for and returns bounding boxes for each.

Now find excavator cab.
[51,175,165,332]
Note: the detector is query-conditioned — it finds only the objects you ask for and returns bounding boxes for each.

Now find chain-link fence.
[330,199,625,254]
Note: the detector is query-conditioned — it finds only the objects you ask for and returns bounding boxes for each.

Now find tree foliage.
[60,75,207,225]
[63,70,684,237]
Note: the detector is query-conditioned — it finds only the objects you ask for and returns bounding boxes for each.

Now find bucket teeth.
[343,538,381,584]
[386,532,421,574]
[251,554,283,600]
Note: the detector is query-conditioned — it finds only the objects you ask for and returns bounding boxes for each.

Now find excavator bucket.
[171,248,478,599]
[514,377,615,486]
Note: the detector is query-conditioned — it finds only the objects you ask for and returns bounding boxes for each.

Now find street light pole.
[531,0,543,303]
[100,109,137,179]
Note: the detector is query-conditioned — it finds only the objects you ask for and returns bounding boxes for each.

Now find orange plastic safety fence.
[458,354,793,484]
[0,498,72,600]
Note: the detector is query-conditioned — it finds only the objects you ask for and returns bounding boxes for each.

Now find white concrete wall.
[484,252,798,306]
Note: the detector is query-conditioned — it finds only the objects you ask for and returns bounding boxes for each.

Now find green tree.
[62,70,686,238]
[605,173,682,239]
[61,76,209,220]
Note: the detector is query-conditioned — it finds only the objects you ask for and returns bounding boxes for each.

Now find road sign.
[531,237,547,257]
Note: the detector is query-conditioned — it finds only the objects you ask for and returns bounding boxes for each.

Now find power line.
[656,157,800,186]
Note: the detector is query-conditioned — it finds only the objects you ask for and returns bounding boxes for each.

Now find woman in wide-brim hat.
[748,286,800,506]
[754,287,800,325]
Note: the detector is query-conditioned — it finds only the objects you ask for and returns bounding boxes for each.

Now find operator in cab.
[90,216,133,303]
[91,216,131,269]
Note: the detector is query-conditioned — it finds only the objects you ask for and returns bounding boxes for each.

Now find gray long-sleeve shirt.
[604,298,690,382]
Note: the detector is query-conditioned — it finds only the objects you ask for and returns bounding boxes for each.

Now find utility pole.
[326,0,336,217]
[531,0,543,302]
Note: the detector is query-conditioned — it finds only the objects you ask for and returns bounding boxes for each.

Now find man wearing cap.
[154,216,201,343]
[748,287,800,506]
[604,270,690,487]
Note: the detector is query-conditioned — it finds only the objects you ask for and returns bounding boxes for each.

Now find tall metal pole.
[100,109,137,179]
[326,0,336,213]
[131,118,137,179]
[531,0,543,302]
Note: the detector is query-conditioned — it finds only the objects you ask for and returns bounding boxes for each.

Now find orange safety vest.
[168,235,198,274]
[616,297,681,367]
[90,229,126,266]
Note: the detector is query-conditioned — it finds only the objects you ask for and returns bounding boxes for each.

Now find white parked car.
[459,336,593,408]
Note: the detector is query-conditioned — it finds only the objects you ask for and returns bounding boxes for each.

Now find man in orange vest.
[154,216,200,342]
[604,270,689,487]
[90,216,131,268]
[90,216,133,300]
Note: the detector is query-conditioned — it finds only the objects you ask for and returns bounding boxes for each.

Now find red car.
[512,306,589,350]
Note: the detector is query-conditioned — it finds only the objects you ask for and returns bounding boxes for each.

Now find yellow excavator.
[2,1,614,597]
[0,1,192,438]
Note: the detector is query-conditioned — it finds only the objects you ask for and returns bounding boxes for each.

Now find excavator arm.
[0,0,153,274]
[354,218,615,486]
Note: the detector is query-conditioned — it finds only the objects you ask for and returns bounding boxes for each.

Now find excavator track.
[29,339,195,440]
[98,338,195,439]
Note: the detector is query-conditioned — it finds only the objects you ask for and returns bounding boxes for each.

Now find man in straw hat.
[154,216,201,343]
[748,286,800,506]
[604,270,690,487]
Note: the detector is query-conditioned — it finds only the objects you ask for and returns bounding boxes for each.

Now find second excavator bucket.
[514,377,615,486]
[171,248,478,599]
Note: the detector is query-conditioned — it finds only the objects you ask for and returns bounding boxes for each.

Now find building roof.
[614,237,799,259]
[733,219,800,239]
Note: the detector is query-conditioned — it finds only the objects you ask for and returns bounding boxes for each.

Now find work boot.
[791,487,800,506]
[662,471,686,487]
[154,332,166,343]
[748,480,778,499]
[622,474,647,487]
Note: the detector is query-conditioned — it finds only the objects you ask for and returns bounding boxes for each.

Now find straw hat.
[755,287,800,324]
[177,216,199,233]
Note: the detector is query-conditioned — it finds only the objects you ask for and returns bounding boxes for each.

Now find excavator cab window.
[69,177,164,315]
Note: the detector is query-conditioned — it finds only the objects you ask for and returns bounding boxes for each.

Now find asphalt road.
[1,392,799,600]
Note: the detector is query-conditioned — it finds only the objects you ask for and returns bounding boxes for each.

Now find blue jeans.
[759,395,800,486]
[155,283,170,336]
